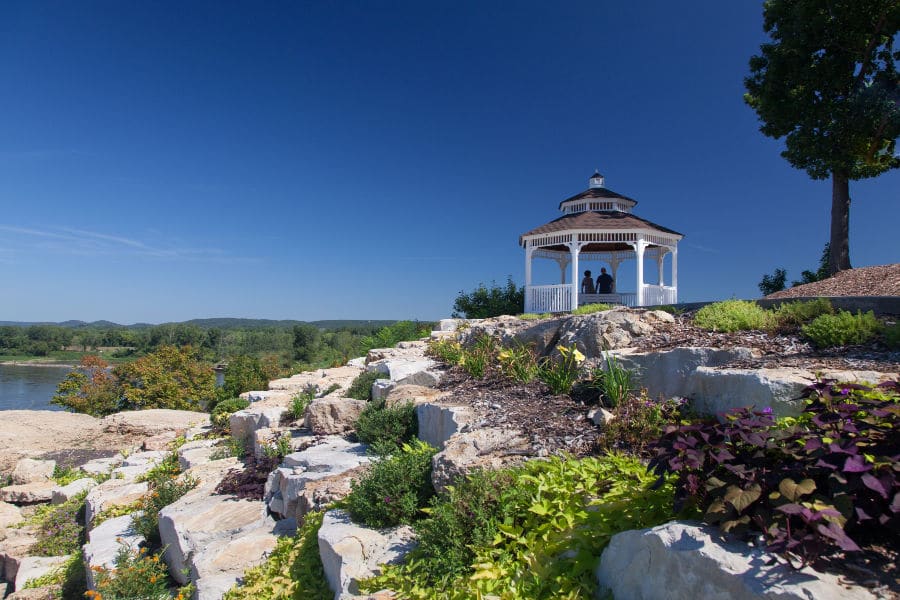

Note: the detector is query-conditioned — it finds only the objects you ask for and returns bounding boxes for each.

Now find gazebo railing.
[526,284,572,313]
[580,293,636,307]
[642,285,677,306]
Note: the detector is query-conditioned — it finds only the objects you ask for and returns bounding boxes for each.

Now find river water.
[0,364,70,411]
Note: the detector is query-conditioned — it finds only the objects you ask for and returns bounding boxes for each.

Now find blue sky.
[1,1,897,323]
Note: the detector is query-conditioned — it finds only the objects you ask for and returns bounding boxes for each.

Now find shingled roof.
[520,210,683,241]
[558,186,636,209]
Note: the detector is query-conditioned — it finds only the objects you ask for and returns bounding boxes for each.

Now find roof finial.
[589,170,605,189]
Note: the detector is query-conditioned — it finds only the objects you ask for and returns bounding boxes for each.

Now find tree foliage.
[219,354,282,403]
[452,277,524,319]
[744,0,900,273]
[52,355,120,416]
[113,345,215,411]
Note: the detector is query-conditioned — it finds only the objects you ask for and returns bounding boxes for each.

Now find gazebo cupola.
[520,172,684,312]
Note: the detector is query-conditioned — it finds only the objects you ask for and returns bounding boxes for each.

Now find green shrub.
[217,354,281,405]
[365,453,675,599]
[460,335,498,379]
[345,440,437,528]
[885,322,900,349]
[355,400,418,456]
[29,490,87,556]
[138,447,183,488]
[262,433,294,460]
[427,338,464,366]
[538,345,585,394]
[801,310,882,347]
[770,298,834,331]
[572,303,613,315]
[496,342,539,383]
[346,371,389,401]
[452,277,524,319]
[694,299,773,332]
[588,352,636,408]
[598,394,689,456]
[288,388,316,420]
[89,545,187,600]
[224,510,331,600]
[132,475,198,548]
[211,397,250,430]
[51,465,92,486]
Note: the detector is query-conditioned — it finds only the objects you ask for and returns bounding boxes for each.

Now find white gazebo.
[520,172,683,313]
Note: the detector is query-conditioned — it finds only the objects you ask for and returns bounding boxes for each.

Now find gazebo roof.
[558,186,637,209]
[519,210,683,244]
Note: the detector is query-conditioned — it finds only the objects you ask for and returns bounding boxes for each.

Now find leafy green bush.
[496,343,539,383]
[572,303,613,315]
[132,475,198,548]
[598,394,688,456]
[346,371,389,401]
[51,465,92,486]
[224,510,331,600]
[452,277,524,319]
[885,322,900,349]
[427,338,463,366]
[649,379,899,567]
[355,400,418,456]
[538,345,584,394]
[345,440,437,528]
[365,453,675,599]
[262,433,294,460]
[28,490,87,556]
[587,352,636,408]
[288,387,317,420]
[211,397,250,430]
[360,321,432,352]
[217,355,281,406]
[89,545,187,600]
[460,335,498,379]
[693,299,773,332]
[770,298,834,331]
[801,310,882,347]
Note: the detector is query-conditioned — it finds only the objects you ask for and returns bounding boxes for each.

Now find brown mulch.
[766,263,900,299]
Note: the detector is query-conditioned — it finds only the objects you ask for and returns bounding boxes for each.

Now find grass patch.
[694,299,773,332]
[572,303,613,315]
[801,309,882,348]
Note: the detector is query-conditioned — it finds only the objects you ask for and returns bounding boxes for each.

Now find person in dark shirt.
[580,270,596,294]
[596,268,614,294]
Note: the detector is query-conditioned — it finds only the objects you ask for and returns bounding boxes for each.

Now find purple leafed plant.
[647,379,899,567]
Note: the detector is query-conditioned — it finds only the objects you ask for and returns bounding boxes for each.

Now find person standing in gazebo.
[596,268,614,294]
[581,270,596,294]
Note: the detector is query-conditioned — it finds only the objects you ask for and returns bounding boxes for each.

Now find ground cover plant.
[223,510,331,600]
[363,453,676,599]
[801,309,882,348]
[21,552,86,599]
[693,299,773,332]
[26,489,88,556]
[88,545,193,600]
[572,303,613,315]
[355,399,418,456]
[649,379,899,567]
[345,440,437,528]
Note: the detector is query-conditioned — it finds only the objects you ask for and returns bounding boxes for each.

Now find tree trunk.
[829,172,852,275]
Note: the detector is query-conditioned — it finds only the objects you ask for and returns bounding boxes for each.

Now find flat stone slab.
[79,456,123,476]
[416,403,473,450]
[100,409,209,437]
[0,482,56,505]
[0,502,23,529]
[84,480,149,527]
[0,528,38,582]
[51,478,96,505]
[229,407,287,444]
[10,459,55,486]
[82,513,144,589]
[318,510,416,598]
[596,521,877,600]
[13,555,68,592]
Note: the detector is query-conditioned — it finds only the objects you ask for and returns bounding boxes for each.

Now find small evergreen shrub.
[223,510,331,600]
[346,371,389,401]
[345,440,437,528]
[572,303,613,315]
[693,299,773,332]
[801,310,882,348]
[770,298,833,330]
[884,322,900,349]
[355,400,418,456]
[211,397,250,430]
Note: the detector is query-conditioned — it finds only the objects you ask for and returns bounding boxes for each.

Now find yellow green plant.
[539,345,585,394]
[497,343,539,383]
[572,303,613,315]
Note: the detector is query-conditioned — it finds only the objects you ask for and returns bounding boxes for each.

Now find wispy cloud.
[0,225,258,264]
[684,242,719,254]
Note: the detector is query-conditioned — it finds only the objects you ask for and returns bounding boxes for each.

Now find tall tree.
[744,0,900,274]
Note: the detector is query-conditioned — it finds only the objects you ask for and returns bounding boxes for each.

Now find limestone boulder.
[431,428,529,494]
[82,514,144,589]
[178,445,222,471]
[268,365,364,396]
[79,456,123,476]
[371,379,395,402]
[555,310,661,357]
[0,527,37,582]
[0,482,56,505]
[158,490,269,585]
[369,358,442,388]
[100,409,209,437]
[13,556,68,593]
[305,398,368,435]
[318,510,416,599]
[51,478,96,505]
[437,318,465,332]
[141,431,180,450]
[595,521,877,600]
[416,404,473,450]
[84,480,149,527]
[240,389,294,404]
[0,502,22,529]
[383,385,446,408]
[229,406,287,444]
[5,587,55,599]
[10,459,55,486]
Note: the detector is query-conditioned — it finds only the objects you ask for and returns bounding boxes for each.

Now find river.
[0,364,70,411]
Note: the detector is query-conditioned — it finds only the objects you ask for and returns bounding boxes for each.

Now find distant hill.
[0,318,401,331]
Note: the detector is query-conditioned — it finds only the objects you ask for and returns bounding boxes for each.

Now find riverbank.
[0,360,75,368]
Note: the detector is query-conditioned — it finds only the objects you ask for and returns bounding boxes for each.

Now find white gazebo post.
[657,251,665,286]
[556,257,568,284]
[567,240,583,311]
[635,238,645,307]
[610,256,621,292]
[672,246,678,295]
[524,245,534,312]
